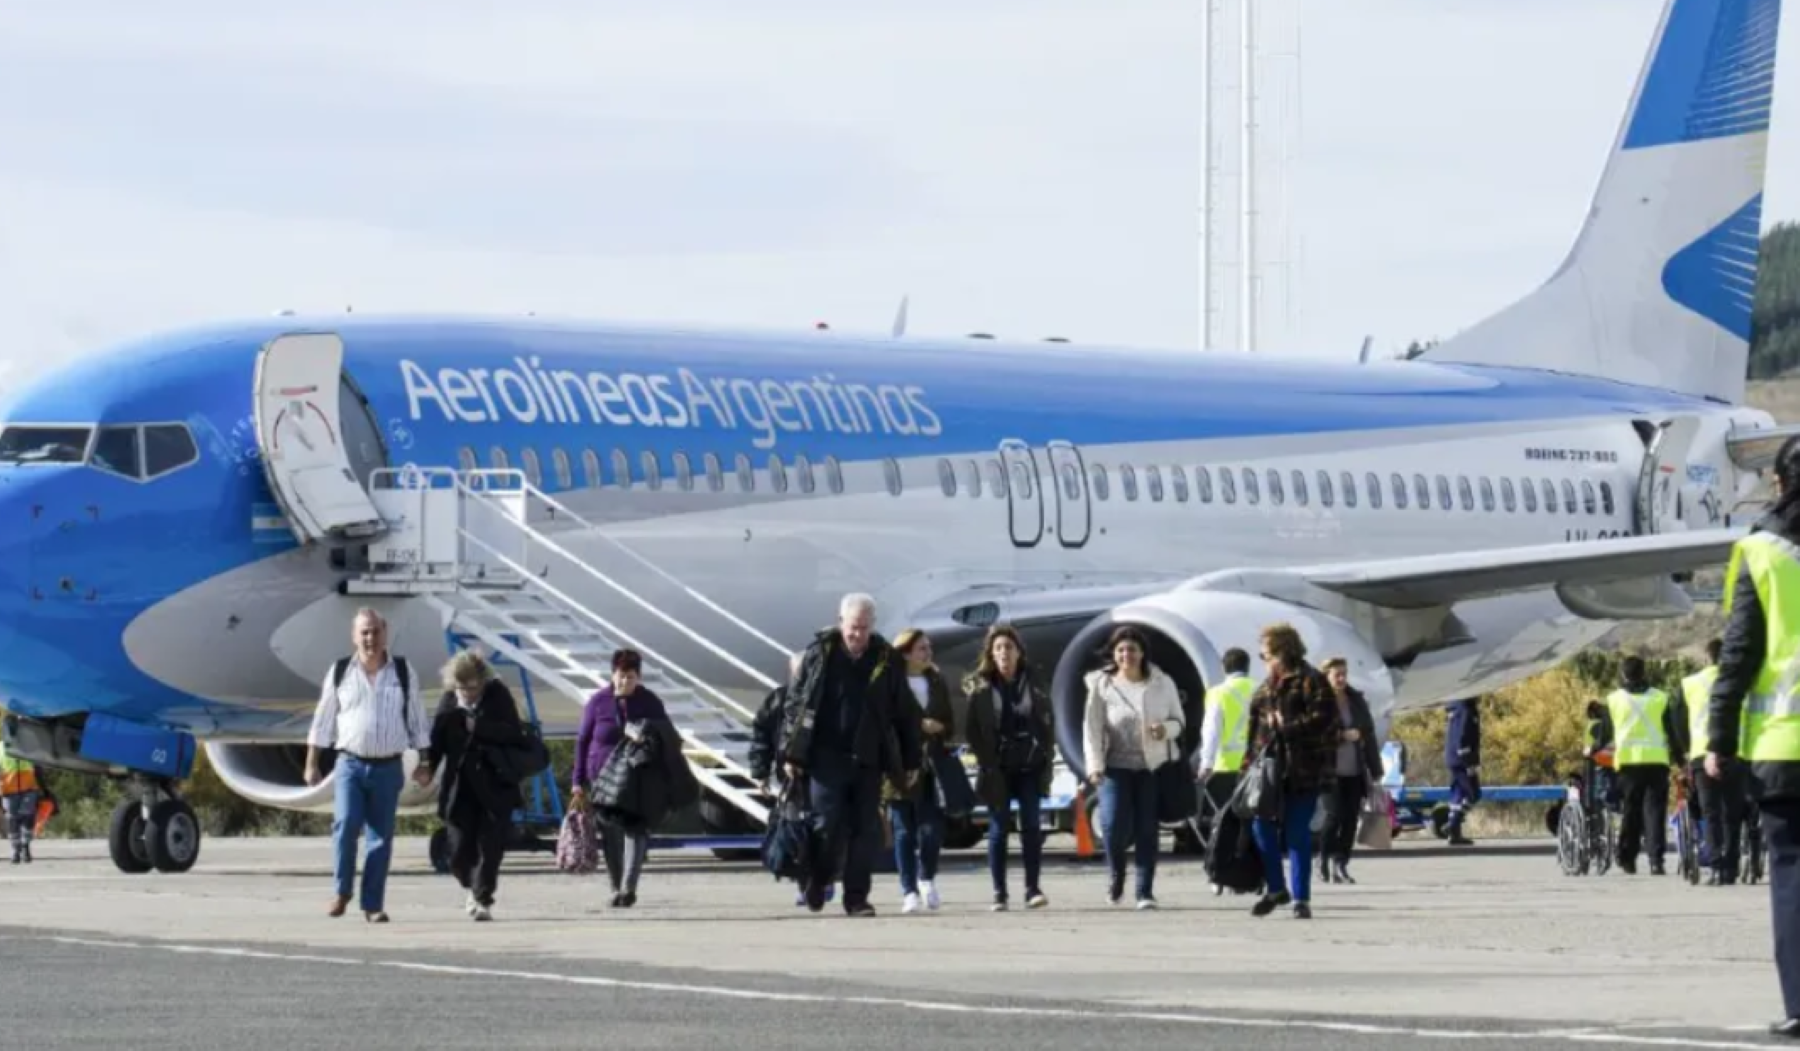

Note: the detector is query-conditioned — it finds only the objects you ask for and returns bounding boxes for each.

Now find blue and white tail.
[1428,0,1782,405]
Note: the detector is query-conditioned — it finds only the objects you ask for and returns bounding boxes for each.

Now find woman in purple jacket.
[571,649,670,906]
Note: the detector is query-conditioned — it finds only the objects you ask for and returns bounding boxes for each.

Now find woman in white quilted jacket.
[1081,625,1185,909]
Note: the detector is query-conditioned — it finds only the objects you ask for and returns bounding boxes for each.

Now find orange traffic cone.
[1073,786,1096,859]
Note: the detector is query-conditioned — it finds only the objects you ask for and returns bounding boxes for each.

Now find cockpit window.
[0,426,91,464]
[143,425,198,477]
[91,426,144,479]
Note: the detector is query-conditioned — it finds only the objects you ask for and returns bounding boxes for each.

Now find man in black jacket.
[778,592,921,916]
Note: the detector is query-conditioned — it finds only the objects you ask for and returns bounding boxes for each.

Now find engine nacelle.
[204,742,440,815]
[1050,589,1396,780]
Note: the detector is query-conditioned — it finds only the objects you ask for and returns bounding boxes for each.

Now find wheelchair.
[1672,769,1704,885]
[1554,752,1616,877]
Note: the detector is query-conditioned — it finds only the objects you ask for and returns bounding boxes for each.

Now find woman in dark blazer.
[883,628,955,913]
[571,648,671,907]
[964,623,1055,912]
[426,650,526,922]
[1318,657,1386,885]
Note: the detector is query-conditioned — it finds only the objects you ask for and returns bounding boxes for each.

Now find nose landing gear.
[108,777,201,874]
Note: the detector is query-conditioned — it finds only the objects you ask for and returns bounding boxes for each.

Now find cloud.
[0,0,1795,379]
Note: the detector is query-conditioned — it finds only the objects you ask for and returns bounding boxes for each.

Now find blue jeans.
[1252,791,1320,903]
[890,790,944,895]
[987,769,1043,900]
[332,755,405,912]
[1098,767,1159,899]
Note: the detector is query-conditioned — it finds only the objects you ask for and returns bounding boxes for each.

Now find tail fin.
[1427,0,1782,404]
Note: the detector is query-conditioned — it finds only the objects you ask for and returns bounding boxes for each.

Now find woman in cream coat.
[1082,625,1185,909]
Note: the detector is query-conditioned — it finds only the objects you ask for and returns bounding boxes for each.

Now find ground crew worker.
[1609,655,1678,875]
[1683,639,1746,885]
[1196,647,1254,813]
[1707,433,1800,1039]
[0,737,42,864]
[1443,699,1480,846]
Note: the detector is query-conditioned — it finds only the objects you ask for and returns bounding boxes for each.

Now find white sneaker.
[921,880,941,911]
[464,892,478,917]
[901,892,923,914]
[473,904,492,922]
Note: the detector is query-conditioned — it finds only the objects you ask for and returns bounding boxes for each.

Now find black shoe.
[1252,892,1292,917]
[1319,859,1333,883]
[1618,857,1637,875]
[1770,1018,1800,1039]
[619,891,637,909]
[1293,902,1312,919]
[804,881,827,913]
[1649,860,1666,876]
[845,901,876,918]
[1108,874,1125,904]
[1333,860,1355,885]
[1448,833,1474,846]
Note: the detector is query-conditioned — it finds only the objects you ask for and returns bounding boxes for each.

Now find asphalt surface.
[0,928,1787,1051]
[0,837,1791,1049]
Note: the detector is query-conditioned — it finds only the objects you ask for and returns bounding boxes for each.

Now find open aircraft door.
[253,333,389,544]
[1634,416,1701,537]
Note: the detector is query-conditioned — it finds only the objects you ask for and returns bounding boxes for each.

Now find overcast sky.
[2,0,1798,380]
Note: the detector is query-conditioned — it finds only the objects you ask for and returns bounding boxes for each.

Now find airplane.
[0,0,1790,876]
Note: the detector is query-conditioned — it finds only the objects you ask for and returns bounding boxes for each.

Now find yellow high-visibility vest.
[1722,532,1800,763]
[1606,687,1671,767]
[1205,675,1254,771]
[1681,666,1719,761]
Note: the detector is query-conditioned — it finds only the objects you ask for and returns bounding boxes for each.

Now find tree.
[1751,221,1800,379]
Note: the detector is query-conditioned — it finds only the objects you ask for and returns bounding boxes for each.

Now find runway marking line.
[9,934,1778,1050]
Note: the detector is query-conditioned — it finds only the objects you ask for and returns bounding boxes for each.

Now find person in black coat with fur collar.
[426,650,526,922]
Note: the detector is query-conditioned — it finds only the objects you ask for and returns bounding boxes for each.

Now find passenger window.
[1011,461,1034,499]
[1221,468,1238,504]
[1458,475,1474,511]
[938,459,957,498]
[583,450,602,488]
[1360,470,1377,510]
[671,452,694,492]
[1501,476,1516,512]
[1121,463,1139,501]
[739,453,758,493]
[1266,469,1284,506]
[1581,479,1597,515]
[1414,473,1430,511]
[1171,466,1189,503]
[705,452,725,492]
[1292,469,1308,507]
[1562,478,1577,514]
[1147,465,1165,502]
[551,448,572,490]
[1061,462,1082,501]
[1479,476,1495,512]
[1600,481,1615,516]
[1089,463,1109,501]
[640,451,662,491]
[458,447,478,473]
[1319,470,1334,508]
[490,447,509,471]
[990,460,1009,499]
[612,449,631,489]
[521,448,543,487]
[1243,467,1260,505]
[1391,472,1408,510]
[795,454,815,494]
[1435,474,1452,510]
[963,459,982,499]
[91,426,142,479]
[1542,478,1557,513]
[825,455,843,494]
[769,454,789,493]
[1196,466,1213,504]
[1522,477,1539,513]
[881,458,901,496]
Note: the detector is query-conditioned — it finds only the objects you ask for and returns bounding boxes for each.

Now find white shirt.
[307,656,431,758]
[907,674,931,711]
[1198,673,1251,773]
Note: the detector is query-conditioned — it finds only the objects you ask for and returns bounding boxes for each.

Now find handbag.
[1153,758,1198,824]
[930,749,979,819]
[555,806,599,875]
[485,723,552,786]
[759,781,816,884]
[1235,739,1285,822]
[1356,780,1394,850]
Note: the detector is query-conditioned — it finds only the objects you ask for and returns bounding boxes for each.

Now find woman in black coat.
[426,651,527,922]
[1318,657,1386,885]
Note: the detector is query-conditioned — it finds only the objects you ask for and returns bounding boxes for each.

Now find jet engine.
[204,742,440,815]
[1049,589,1396,780]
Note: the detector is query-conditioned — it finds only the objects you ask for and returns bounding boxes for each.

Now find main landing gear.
[108,776,201,874]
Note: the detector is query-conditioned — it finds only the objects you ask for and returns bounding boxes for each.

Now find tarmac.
[0,835,1788,1049]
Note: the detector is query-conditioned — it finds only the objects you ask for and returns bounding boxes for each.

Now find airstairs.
[346,466,787,828]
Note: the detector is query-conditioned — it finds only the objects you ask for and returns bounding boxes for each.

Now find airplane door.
[1634,415,1701,536]
[253,333,388,544]
[998,439,1045,548]
[1045,440,1091,548]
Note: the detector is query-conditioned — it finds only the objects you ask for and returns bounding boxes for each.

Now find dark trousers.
[1320,775,1366,863]
[1447,767,1481,831]
[1692,759,1748,879]
[445,795,508,907]
[601,818,649,894]
[809,768,882,908]
[1617,764,1670,865]
[889,790,944,896]
[1098,767,1159,900]
[987,770,1044,901]
[1762,799,1800,1020]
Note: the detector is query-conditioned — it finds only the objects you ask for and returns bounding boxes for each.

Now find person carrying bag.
[1242,622,1339,920]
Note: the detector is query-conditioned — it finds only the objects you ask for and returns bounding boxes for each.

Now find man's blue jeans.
[332,754,405,912]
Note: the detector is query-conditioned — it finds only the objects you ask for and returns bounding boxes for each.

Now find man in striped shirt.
[305,608,433,922]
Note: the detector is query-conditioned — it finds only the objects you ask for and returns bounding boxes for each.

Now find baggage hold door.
[253,333,388,544]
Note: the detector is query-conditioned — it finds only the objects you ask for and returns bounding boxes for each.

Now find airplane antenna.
[1357,335,1373,364]
[891,295,910,339]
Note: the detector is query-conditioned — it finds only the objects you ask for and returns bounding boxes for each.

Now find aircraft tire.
[144,798,201,874]
[107,799,153,875]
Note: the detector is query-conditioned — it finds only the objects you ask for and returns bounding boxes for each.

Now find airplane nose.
[0,467,101,705]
